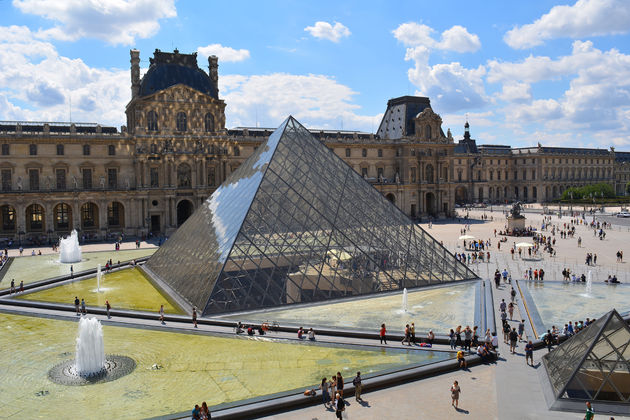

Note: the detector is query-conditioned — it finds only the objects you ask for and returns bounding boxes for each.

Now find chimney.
[130,49,140,99]
[208,55,219,96]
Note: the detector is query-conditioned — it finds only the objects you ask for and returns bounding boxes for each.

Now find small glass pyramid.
[543,309,630,406]
[145,116,478,315]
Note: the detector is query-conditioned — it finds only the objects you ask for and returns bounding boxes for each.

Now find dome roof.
[139,64,218,99]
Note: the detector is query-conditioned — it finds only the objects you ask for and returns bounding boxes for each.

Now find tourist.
[472,326,479,347]
[476,344,490,362]
[544,330,554,352]
[499,299,507,312]
[191,404,201,420]
[10,278,15,294]
[379,323,387,344]
[449,329,456,349]
[455,325,463,348]
[320,377,330,408]
[159,305,165,324]
[330,375,337,399]
[427,329,435,345]
[307,328,315,341]
[297,327,304,339]
[402,324,411,346]
[74,296,80,315]
[200,401,210,419]
[525,340,534,366]
[81,298,86,315]
[463,326,472,351]
[510,288,516,302]
[192,306,198,328]
[70,265,73,278]
[484,329,492,347]
[336,372,344,397]
[450,380,461,408]
[503,322,511,344]
[518,320,525,341]
[352,371,363,402]
[509,328,518,354]
[410,322,416,344]
[334,392,345,419]
[19,280,23,293]
[508,302,515,320]
[584,401,594,420]
[457,350,467,369]
[105,300,111,319]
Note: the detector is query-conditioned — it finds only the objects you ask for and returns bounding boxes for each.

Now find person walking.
[379,323,387,344]
[334,393,345,420]
[352,371,363,402]
[525,340,534,366]
[508,302,515,320]
[402,324,411,346]
[10,278,15,294]
[510,288,517,302]
[105,300,111,319]
[80,298,86,315]
[450,380,461,408]
[584,401,594,420]
[410,322,416,344]
[509,328,518,354]
[74,296,80,315]
[518,320,525,341]
[192,306,198,328]
[159,304,165,324]
[19,280,23,293]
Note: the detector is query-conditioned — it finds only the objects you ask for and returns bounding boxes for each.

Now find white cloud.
[220,73,380,131]
[504,0,630,49]
[497,82,532,103]
[304,21,351,43]
[12,0,176,45]
[197,44,250,63]
[393,22,485,113]
[0,25,129,125]
[393,22,480,52]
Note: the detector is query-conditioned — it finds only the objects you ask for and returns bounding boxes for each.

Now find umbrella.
[515,242,534,248]
[459,235,475,240]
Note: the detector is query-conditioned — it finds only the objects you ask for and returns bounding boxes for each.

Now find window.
[532,169,536,180]
[150,167,159,187]
[233,146,240,157]
[425,125,432,139]
[425,165,434,183]
[361,167,368,177]
[81,203,97,228]
[411,167,417,183]
[27,204,44,231]
[489,170,494,181]
[498,171,501,181]
[82,168,92,190]
[377,167,384,180]
[108,145,115,156]
[1,169,11,191]
[56,169,66,190]
[108,202,123,227]
[83,144,90,156]
[457,170,462,182]
[29,169,39,191]
[176,112,187,132]
[107,168,117,189]
[29,144,37,155]
[208,166,216,186]
[345,148,351,157]
[147,110,158,131]
[1,144,9,155]
[204,113,214,132]
[522,170,527,180]
[1,205,15,231]
[55,203,70,230]
[362,148,367,157]
[378,149,383,157]
[56,144,64,155]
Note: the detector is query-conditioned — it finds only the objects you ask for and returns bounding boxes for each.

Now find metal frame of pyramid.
[541,309,630,414]
[143,116,479,316]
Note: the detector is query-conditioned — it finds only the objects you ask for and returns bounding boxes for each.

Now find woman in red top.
[380,323,387,344]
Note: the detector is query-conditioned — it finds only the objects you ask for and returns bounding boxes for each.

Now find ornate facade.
[0,49,626,245]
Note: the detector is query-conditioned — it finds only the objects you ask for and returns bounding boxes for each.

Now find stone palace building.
[0,49,628,244]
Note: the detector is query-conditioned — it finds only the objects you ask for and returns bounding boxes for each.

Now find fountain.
[48,317,135,385]
[402,288,408,312]
[586,271,592,295]
[96,264,102,293]
[75,317,106,376]
[59,230,82,263]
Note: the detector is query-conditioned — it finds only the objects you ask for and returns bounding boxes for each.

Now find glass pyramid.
[543,309,630,405]
[144,116,479,316]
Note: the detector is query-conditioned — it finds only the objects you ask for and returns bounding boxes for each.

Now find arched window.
[177,163,191,187]
[26,204,44,232]
[54,203,71,230]
[80,202,98,229]
[425,125,432,140]
[147,111,158,131]
[0,205,16,232]
[204,113,214,132]
[176,112,187,132]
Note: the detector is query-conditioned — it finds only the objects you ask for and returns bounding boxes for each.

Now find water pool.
[221,282,479,334]
[0,312,451,419]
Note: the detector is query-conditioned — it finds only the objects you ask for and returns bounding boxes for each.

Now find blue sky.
[1,0,629,149]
